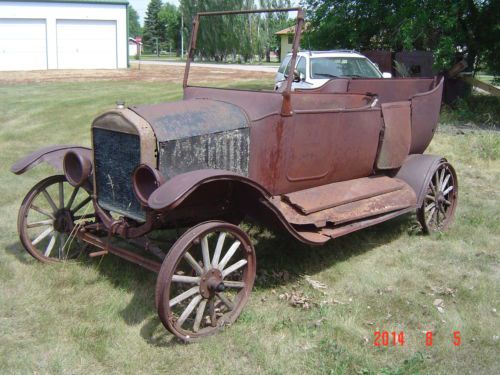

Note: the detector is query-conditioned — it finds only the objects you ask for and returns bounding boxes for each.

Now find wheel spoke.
[426,207,436,225]
[66,186,80,209]
[44,233,57,256]
[217,293,234,310]
[30,204,55,220]
[223,280,245,288]
[59,182,64,209]
[441,173,451,192]
[443,199,451,206]
[59,233,68,258]
[439,168,445,189]
[32,226,53,246]
[172,275,200,284]
[217,240,241,271]
[222,259,248,278]
[169,286,199,307]
[176,294,203,328]
[42,189,58,213]
[425,202,435,212]
[429,180,436,195]
[211,232,226,267]
[27,219,53,228]
[193,299,207,332]
[73,213,96,220]
[425,194,435,201]
[443,185,454,196]
[208,298,216,327]
[201,235,210,272]
[72,196,91,214]
[183,252,204,275]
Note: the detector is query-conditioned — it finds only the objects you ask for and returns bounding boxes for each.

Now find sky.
[129,0,298,25]
[129,0,179,24]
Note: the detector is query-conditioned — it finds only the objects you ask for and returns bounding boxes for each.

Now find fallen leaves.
[304,275,327,290]
[433,298,445,313]
[279,291,311,309]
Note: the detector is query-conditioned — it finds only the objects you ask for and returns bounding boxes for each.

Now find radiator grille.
[93,128,145,221]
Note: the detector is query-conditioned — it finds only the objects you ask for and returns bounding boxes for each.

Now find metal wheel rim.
[418,162,458,233]
[17,175,95,263]
[156,221,256,342]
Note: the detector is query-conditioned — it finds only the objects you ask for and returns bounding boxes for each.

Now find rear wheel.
[17,175,95,263]
[417,162,458,233]
[155,221,256,342]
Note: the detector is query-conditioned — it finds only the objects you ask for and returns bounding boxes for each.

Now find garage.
[0,19,47,71]
[0,0,127,71]
[56,19,117,69]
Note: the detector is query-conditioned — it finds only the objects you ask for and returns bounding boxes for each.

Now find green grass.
[0,81,499,374]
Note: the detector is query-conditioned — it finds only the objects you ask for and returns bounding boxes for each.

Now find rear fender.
[395,154,446,207]
[10,145,91,175]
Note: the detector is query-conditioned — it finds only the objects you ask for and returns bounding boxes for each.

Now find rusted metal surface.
[10,145,91,175]
[376,101,412,169]
[347,78,435,104]
[148,169,270,212]
[319,206,416,239]
[131,99,249,142]
[395,154,446,207]
[271,182,416,227]
[283,176,404,214]
[77,231,161,272]
[394,51,434,77]
[11,7,459,342]
[409,77,444,154]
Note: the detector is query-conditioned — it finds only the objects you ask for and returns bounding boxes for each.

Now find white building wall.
[0,1,127,69]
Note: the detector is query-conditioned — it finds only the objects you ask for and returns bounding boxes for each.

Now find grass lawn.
[0,80,499,375]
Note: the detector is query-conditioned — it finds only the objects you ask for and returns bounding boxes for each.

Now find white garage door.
[56,19,117,69]
[0,19,47,71]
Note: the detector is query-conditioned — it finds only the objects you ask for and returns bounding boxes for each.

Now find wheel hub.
[199,269,224,299]
[54,209,73,233]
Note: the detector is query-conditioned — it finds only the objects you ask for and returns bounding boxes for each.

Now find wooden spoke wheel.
[155,221,256,342]
[18,175,95,263]
[417,162,458,233]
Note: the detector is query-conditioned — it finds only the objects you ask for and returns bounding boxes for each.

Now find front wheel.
[417,162,458,233]
[17,175,95,263]
[155,221,256,342]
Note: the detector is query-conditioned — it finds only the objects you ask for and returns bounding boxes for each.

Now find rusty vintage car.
[10,8,457,342]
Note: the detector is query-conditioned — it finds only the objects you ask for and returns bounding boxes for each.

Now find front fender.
[395,154,446,207]
[10,145,91,175]
[148,169,271,212]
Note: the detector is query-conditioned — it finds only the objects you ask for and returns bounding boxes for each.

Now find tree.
[143,0,165,48]
[128,5,142,37]
[303,0,499,74]
[159,3,181,54]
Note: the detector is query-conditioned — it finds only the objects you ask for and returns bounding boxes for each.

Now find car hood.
[130,98,250,142]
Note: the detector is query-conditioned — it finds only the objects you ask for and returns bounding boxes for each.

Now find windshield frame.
[183,8,304,94]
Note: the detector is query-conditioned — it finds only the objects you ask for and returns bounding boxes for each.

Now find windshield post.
[280,8,304,116]
[183,14,200,89]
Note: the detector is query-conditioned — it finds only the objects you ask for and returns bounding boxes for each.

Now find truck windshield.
[310,57,381,79]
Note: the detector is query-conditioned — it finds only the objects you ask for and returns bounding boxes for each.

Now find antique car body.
[11,8,458,342]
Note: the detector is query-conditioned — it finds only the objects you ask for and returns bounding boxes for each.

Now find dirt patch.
[0,64,275,85]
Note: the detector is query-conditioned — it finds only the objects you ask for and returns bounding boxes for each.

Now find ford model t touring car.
[10,8,457,342]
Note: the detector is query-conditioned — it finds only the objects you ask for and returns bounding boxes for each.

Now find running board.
[272,182,416,228]
[293,206,416,244]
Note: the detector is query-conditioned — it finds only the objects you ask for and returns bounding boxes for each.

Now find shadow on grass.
[5,212,419,347]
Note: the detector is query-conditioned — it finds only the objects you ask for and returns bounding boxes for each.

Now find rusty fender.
[10,145,91,175]
[147,169,271,212]
[395,154,446,207]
